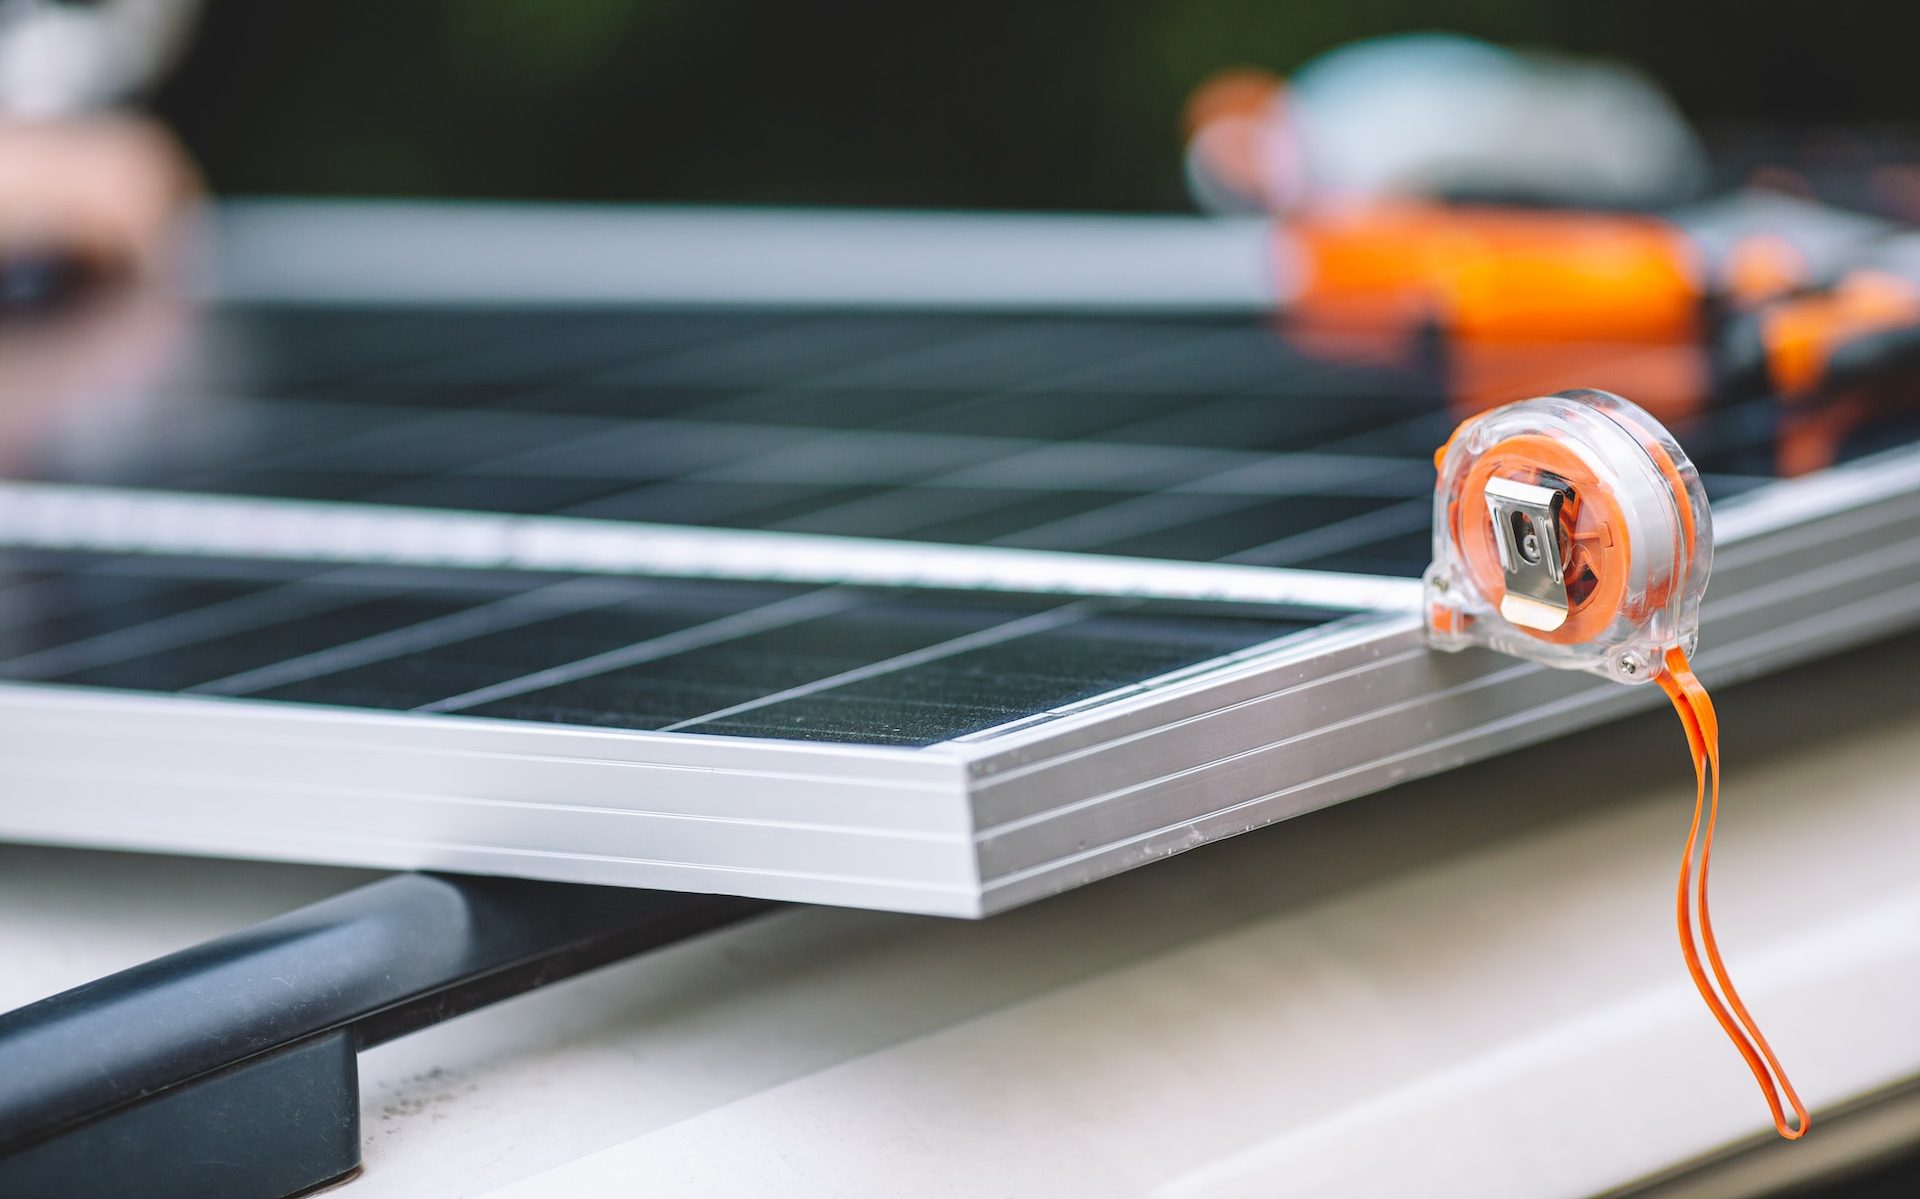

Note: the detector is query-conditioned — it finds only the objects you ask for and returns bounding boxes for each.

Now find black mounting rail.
[0,873,770,1199]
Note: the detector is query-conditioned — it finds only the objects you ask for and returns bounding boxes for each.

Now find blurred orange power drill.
[1188,68,1920,471]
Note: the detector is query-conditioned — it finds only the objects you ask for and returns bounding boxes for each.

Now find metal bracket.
[1485,474,1572,632]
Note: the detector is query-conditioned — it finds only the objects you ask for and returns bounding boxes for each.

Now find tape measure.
[1425,388,1808,1140]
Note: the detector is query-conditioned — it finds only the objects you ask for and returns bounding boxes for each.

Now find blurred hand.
[0,113,200,285]
[0,114,200,468]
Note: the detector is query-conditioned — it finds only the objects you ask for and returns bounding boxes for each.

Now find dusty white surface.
[7,634,1920,1197]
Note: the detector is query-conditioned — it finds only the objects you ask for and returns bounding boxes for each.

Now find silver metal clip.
[1484,475,1571,632]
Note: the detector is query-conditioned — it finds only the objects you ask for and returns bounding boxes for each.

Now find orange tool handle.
[1285,202,1707,345]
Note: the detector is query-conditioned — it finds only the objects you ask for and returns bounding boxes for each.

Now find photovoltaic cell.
[683,607,1323,745]
[0,549,1332,746]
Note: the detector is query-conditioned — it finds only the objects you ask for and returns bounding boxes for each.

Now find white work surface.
[7,632,1920,1198]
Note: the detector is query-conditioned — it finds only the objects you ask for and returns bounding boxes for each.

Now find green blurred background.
[150,0,1909,210]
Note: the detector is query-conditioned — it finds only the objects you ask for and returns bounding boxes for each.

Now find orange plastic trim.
[1723,235,1809,308]
[1761,270,1920,396]
[1183,68,1285,138]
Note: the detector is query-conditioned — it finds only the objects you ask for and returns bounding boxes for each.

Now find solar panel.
[12,304,1787,570]
[3,204,1919,914]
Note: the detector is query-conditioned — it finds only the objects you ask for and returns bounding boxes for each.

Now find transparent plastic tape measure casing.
[1424,389,1712,683]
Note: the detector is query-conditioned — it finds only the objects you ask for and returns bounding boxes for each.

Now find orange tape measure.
[1426,388,1808,1140]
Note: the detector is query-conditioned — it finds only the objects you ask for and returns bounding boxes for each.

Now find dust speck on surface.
[374,1067,482,1131]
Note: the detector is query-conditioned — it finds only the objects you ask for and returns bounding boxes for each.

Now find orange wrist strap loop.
[1656,645,1809,1140]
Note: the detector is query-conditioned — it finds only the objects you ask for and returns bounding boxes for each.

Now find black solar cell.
[0,549,1335,745]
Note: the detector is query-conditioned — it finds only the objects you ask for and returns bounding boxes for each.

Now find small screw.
[1617,653,1642,677]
